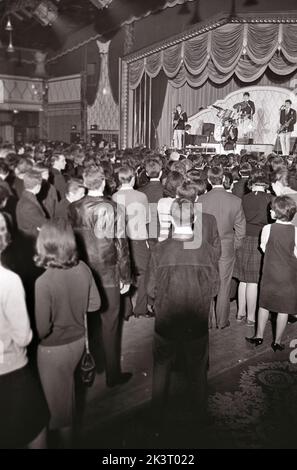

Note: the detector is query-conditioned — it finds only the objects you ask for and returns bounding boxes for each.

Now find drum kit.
[210,104,254,142]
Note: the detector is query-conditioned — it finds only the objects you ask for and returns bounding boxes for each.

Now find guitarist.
[279,99,296,156]
[172,104,187,149]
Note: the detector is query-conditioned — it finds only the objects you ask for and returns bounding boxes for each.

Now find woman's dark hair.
[272,195,297,222]
[0,213,10,254]
[163,171,184,198]
[35,219,79,269]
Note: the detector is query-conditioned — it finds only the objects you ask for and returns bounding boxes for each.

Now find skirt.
[233,235,263,283]
[37,337,85,430]
[0,364,49,449]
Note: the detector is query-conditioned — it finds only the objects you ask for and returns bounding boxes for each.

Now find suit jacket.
[49,168,66,201]
[173,111,188,130]
[16,191,47,238]
[280,108,296,133]
[199,187,246,258]
[232,177,250,199]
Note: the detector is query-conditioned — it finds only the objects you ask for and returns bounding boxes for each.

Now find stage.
[185,142,275,155]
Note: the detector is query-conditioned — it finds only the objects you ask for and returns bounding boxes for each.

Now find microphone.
[280,105,285,111]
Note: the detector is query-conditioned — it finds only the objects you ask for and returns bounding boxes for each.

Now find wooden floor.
[79,301,297,446]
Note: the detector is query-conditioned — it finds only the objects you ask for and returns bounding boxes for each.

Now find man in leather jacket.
[69,165,132,387]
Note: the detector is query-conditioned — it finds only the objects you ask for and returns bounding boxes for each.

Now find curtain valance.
[128,22,297,89]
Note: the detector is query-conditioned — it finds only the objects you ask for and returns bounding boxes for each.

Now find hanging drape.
[128,23,297,89]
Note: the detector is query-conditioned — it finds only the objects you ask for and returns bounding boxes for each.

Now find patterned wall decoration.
[87,40,119,133]
[0,75,43,110]
[48,103,81,143]
[48,75,81,103]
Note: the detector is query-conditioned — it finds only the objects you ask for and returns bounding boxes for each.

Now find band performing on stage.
[174,92,296,156]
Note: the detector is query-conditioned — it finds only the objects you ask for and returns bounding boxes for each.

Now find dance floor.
[75,301,297,449]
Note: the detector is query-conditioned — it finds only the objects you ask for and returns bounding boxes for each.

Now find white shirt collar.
[173,226,193,235]
[88,190,104,197]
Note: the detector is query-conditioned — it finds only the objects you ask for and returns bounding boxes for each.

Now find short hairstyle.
[118,166,135,184]
[0,161,9,176]
[16,157,33,175]
[243,92,250,97]
[66,178,85,195]
[208,166,224,185]
[176,182,197,203]
[0,184,10,206]
[83,165,105,190]
[35,219,79,269]
[51,153,64,165]
[223,171,233,191]
[23,170,42,190]
[171,198,194,227]
[285,99,292,105]
[272,195,296,222]
[0,212,10,254]
[189,177,207,196]
[247,170,269,190]
[145,159,162,178]
[239,162,252,176]
[163,171,184,198]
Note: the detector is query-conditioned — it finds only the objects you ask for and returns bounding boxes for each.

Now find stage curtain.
[128,23,297,89]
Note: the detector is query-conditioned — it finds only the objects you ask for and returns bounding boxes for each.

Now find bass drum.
[238,117,255,138]
[214,123,223,142]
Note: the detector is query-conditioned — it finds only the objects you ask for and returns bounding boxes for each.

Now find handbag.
[80,312,96,387]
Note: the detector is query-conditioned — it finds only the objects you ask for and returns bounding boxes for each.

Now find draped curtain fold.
[128,23,297,89]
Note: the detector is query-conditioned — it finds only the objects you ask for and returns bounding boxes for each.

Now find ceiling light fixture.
[5,16,13,31]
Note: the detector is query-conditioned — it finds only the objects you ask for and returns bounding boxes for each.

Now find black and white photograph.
[1,0,297,453]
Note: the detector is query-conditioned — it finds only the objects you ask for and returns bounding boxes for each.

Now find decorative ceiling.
[0,0,195,51]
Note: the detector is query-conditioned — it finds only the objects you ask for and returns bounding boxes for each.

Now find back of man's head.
[83,165,105,191]
[207,166,224,186]
[118,166,135,185]
[23,170,42,191]
[145,159,162,179]
[171,198,194,228]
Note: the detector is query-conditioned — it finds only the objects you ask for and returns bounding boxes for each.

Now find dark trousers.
[130,239,150,315]
[216,253,235,328]
[101,286,122,384]
[152,333,209,417]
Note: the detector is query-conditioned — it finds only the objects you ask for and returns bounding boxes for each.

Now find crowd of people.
[1,139,297,448]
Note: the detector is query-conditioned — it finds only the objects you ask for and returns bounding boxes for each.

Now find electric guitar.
[173,113,184,130]
[277,116,294,134]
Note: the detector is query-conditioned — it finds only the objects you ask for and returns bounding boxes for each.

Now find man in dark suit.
[16,170,47,319]
[16,170,47,239]
[49,153,67,201]
[279,99,297,156]
[199,166,246,329]
[221,119,238,151]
